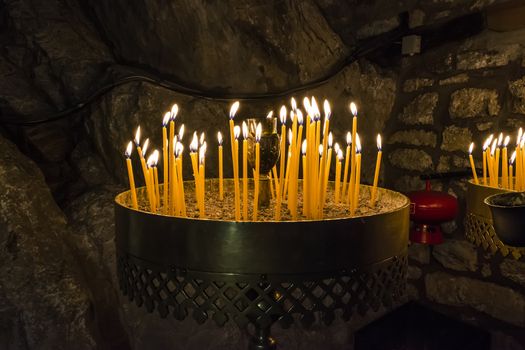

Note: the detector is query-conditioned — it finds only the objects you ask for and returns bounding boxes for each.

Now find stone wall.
[385,24,525,348]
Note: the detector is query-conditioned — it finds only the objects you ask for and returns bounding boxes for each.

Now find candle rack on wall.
[114,182,409,350]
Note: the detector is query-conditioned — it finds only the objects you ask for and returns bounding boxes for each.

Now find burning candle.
[162,112,170,213]
[276,106,287,220]
[125,141,138,209]
[217,131,224,200]
[169,104,178,212]
[341,132,351,199]
[176,142,186,216]
[170,136,178,214]
[370,134,383,206]
[348,102,358,206]
[502,136,509,189]
[516,129,522,190]
[283,128,293,201]
[140,138,153,210]
[198,142,206,217]
[510,150,516,190]
[253,123,262,221]
[242,121,249,220]
[495,133,503,186]
[189,132,200,210]
[468,142,478,185]
[301,140,308,215]
[147,152,157,212]
[151,150,160,208]
[233,125,241,221]
[335,147,343,204]
[321,132,333,214]
[229,101,240,180]
[352,134,362,216]
[482,135,492,186]
[490,139,497,187]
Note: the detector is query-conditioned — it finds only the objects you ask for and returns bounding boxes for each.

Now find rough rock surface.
[408,243,430,265]
[456,46,521,70]
[425,272,525,327]
[403,78,434,93]
[388,149,433,171]
[441,126,472,152]
[432,239,478,272]
[500,259,525,287]
[439,73,469,85]
[398,93,438,125]
[509,76,525,114]
[387,130,437,147]
[0,135,98,349]
[449,88,500,118]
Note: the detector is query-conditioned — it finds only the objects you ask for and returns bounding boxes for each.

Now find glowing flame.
[190,132,198,152]
[178,124,185,140]
[323,100,331,120]
[234,125,241,139]
[289,110,294,123]
[469,142,474,154]
[337,149,344,160]
[346,132,352,146]
[288,129,293,145]
[279,105,287,124]
[303,97,311,115]
[318,144,323,156]
[328,132,333,148]
[147,150,159,168]
[217,131,223,145]
[162,112,171,126]
[510,150,517,165]
[242,121,248,139]
[498,133,503,146]
[142,138,149,156]
[355,133,361,153]
[255,123,262,142]
[504,135,510,147]
[291,97,297,111]
[491,139,497,155]
[134,126,141,146]
[229,101,240,119]
[519,128,523,145]
[301,140,307,155]
[175,142,184,158]
[199,142,207,164]
[334,142,340,154]
[297,109,303,125]
[377,134,382,151]
[483,134,493,150]
[266,111,273,119]
[125,141,133,158]
[350,102,357,116]
[200,132,205,145]
[311,97,320,121]
[170,104,179,120]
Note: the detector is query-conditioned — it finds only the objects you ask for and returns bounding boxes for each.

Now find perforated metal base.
[465,213,525,260]
[117,252,407,330]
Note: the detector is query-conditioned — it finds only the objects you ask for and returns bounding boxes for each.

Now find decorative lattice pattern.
[117,253,407,329]
[465,213,525,260]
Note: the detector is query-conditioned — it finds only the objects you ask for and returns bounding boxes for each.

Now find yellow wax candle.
[490,140,497,187]
[276,106,287,220]
[242,122,249,220]
[176,148,186,216]
[229,101,239,180]
[269,169,276,199]
[218,132,224,200]
[290,112,304,219]
[468,143,478,185]
[341,132,351,199]
[125,141,138,209]
[302,140,308,215]
[335,150,342,204]
[146,155,156,212]
[138,138,153,208]
[189,133,200,208]
[170,136,178,215]
[198,148,205,218]
[233,126,241,221]
[370,135,383,206]
[321,133,333,215]
[287,108,297,212]
[348,102,358,205]
[307,119,316,217]
[482,148,487,186]
[272,166,279,198]
[516,146,521,190]
[253,123,261,221]
[162,112,170,213]
[352,136,362,216]
[154,166,160,208]
[510,151,516,191]
[502,136,510,188]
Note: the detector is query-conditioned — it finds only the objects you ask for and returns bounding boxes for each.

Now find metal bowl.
[485,192,525,247]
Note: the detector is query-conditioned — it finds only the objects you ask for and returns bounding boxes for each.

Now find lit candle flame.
[229,101,240,119]
[350,102,357,116]
[498,132,503,146]
[170,104,179,120]
[510,150,517,165]
[217,131,223,145]
[190,132,198,153]
[147,150,159,168]
[234,125,241,139]
[266,111,273,119]
[337,149,344,160]
[178,124,185,140]
[176,142,184,158]
[311,97,320,121]
[162,112,171,127]
[279,106,287,124]
[377,134,382,151]
[291,97,297,111]
[301,140,307,155]
[328,132,333,148]
[303,97,311,115]
[125,141,133,158]
[519,128,523,145]
[490,139,497,156]
[199,142,207,164]
[289,110,294,123]
[504,136,510,147]
[242,121,248,139]
[200,132,205,145]
[318,144,323,156]
[142,138,149,156]
[323,100,331,120]
[288,129,293,145]
[297,109,303,125]
[346,131,352,146]
[172,136,178,153]
[134,126,141,146]
[355,133,361,153]
[483,135,493,150]
[334,142,340,154]
[255,123,262,142]
[469,142,474,154]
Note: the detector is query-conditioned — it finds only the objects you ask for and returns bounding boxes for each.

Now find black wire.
[0,28,396,127]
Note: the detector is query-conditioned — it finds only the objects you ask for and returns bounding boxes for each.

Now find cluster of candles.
[467,129,525,190]
[124,98,384,221]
